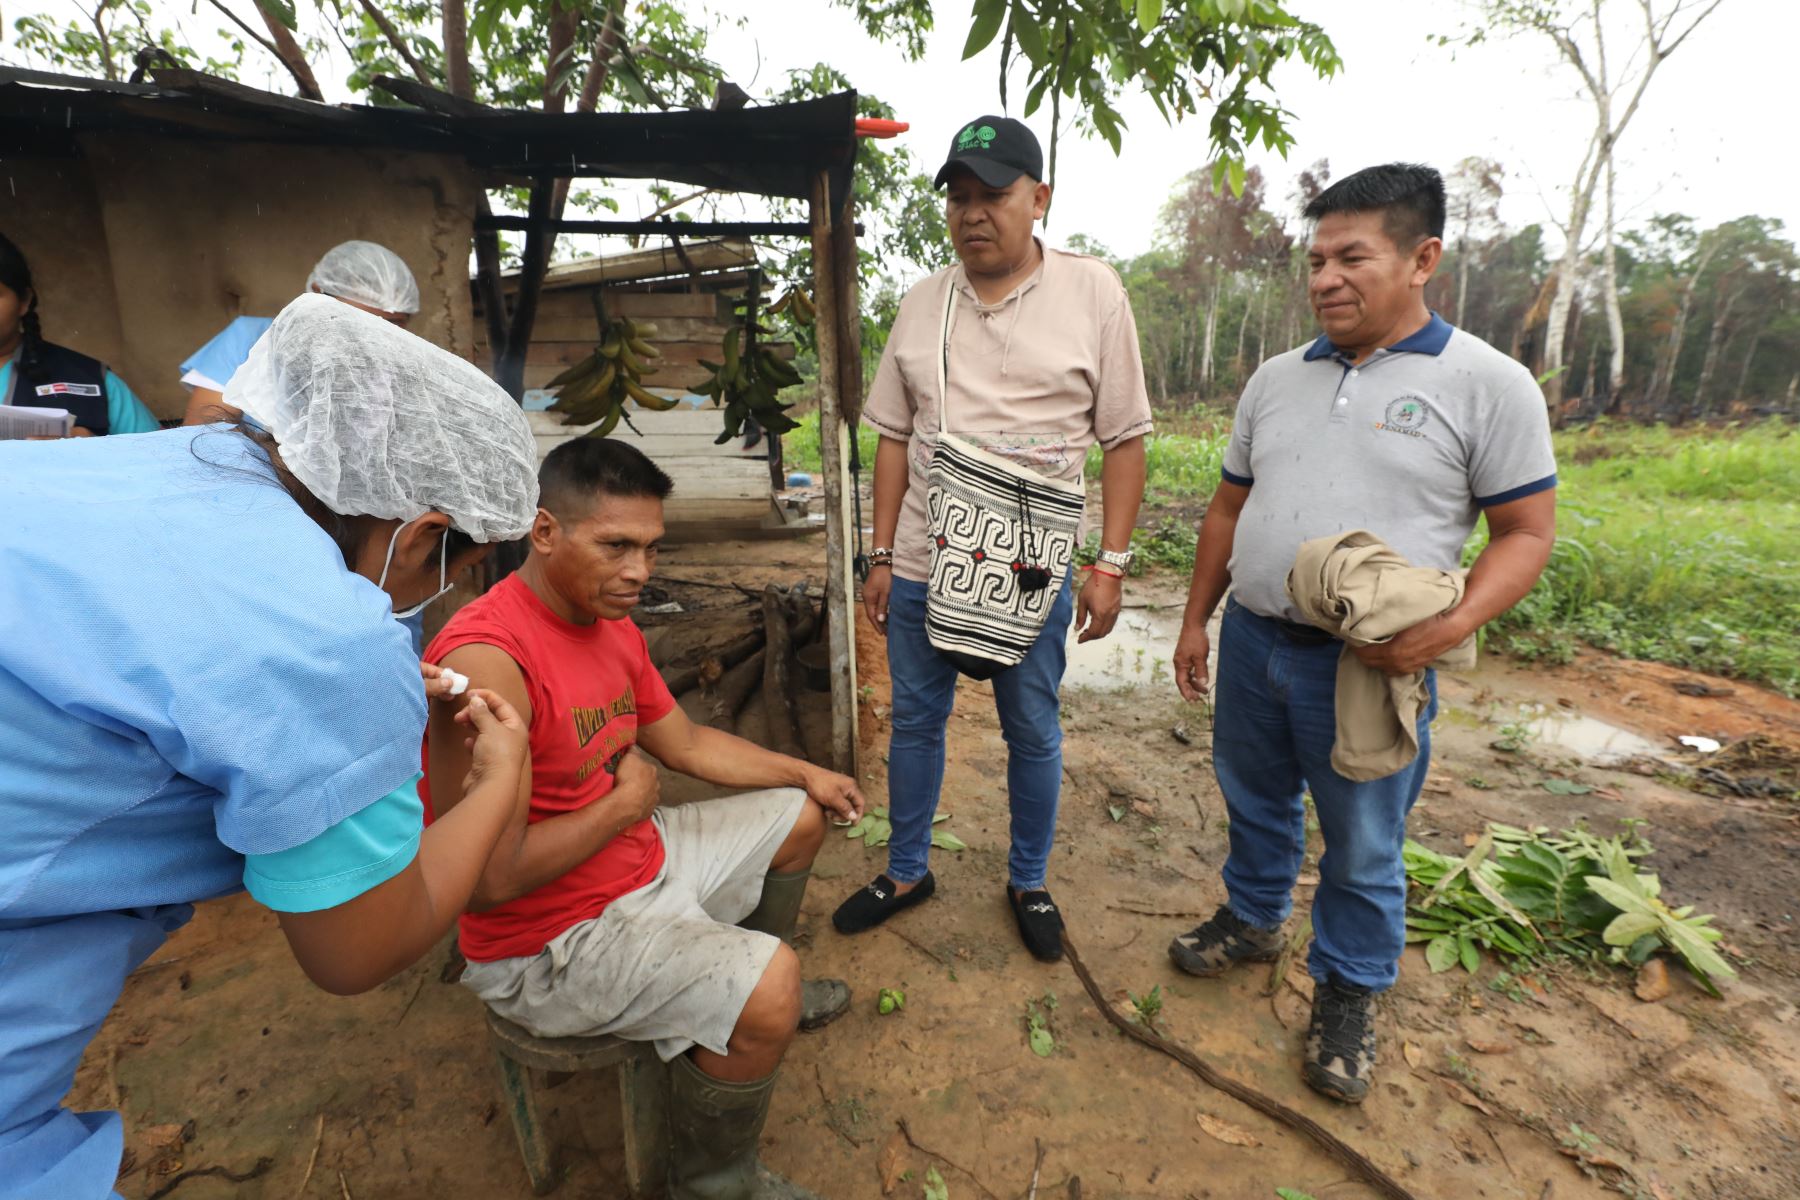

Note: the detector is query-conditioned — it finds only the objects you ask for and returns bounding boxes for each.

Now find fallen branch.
[706,649,765,731]
[1106,903,1209,919]
[880,924,951,967]
[662,627,764,697]
[1060,931,1420,1200]
[1026,1138,1046,1200]
[146,1157,275,1200]
[896,1118,1003,1200]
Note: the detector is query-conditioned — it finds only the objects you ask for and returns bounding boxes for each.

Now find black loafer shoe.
[1008,886,1065,962]
[832,872,935,934]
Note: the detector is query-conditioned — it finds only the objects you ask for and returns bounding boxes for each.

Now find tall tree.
[1444,156,1504,327]
[1462,0,1725,413]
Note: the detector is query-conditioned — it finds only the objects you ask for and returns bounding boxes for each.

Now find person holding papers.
[0,233,158,438]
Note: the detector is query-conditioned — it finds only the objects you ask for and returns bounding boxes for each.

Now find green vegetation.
[1481,420,1800,695]
[1404,819,1736,997]
[784,412,881,476]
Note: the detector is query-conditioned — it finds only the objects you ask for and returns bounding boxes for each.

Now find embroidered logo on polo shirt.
[1375,395,1431,439]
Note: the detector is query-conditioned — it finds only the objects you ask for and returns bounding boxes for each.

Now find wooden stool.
[485,1009,669,1197]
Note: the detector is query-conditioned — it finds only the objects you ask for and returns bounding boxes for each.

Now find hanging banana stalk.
[547,313,679,437]
[694,278,810,445]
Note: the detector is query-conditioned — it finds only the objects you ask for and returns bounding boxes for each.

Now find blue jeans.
[884,574,1074,891]
[1212,598,1435,991]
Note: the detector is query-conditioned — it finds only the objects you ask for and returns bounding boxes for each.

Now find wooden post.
[809,171,860,776]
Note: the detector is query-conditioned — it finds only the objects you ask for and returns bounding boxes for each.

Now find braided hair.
[0,232,48,384]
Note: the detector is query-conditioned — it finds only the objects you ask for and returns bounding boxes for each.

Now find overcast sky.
[16,0,1788,273]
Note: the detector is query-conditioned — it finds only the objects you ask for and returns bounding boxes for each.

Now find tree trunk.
[1648,241,1718,412]
[1455,239,1471,325]
[1731,325,1765,405]
[1541,190,1590,414]
[87,3,118,81]
[494,177,556,401]
[1200,277,1221,387]
[1232,279,1253,374]
[1601,156,1626,397]
[1694,281,1742,414]
[253,1,324,99]
[1254,280,1270,365]
[706,650,766,732]
[442,0,469,99]
[550,7,623,219]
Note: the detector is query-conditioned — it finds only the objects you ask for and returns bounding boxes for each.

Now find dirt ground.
[76,535,1800,1200]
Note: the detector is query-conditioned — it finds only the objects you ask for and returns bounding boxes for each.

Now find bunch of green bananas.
[547,315,679,437]
[766,286,815,325]
[696,323,804,445]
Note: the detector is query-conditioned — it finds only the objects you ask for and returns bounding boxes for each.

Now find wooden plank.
[477,315,726,346]
[486,241,755,294]
[810,173,858,776]
[475,290,722,325]
[495,339,794,371]
[603,291,723,318]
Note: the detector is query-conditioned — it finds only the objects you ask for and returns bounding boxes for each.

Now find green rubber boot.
[667,1054,824,1200]
[739,868,851,1030]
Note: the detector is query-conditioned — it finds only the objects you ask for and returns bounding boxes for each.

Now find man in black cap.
[833,115,1153,961]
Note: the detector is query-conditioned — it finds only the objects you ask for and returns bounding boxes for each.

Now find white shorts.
[461,788,807,1061]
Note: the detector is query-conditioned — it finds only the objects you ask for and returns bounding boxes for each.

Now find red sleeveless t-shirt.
[422,573,675,962]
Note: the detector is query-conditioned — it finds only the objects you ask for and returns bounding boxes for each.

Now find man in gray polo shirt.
[1168,163,1556,1103]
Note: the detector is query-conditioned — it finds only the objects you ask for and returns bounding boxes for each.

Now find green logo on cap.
[956,123,998,152]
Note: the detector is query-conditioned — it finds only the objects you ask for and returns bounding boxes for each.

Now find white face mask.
[375,516,454,619]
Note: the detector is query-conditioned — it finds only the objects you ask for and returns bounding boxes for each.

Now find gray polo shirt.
[1222,314,1556,621]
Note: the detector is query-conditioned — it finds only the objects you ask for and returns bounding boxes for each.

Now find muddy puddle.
[1062,605,1186,691]
[1527,710,1667,762]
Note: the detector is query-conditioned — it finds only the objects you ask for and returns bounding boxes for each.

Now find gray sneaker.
[1303,980,1377,1104]
[1168,904,1283,977]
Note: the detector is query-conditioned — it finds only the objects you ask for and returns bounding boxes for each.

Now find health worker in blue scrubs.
[178,239,420,427]
[0,233,159,437]
[0,293,541,1200]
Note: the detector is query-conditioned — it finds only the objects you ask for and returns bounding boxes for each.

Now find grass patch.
[782,411,882,475]
[1480,419,1800,695]
[1083,430,1229,506]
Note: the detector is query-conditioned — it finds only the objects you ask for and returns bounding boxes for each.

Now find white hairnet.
[226,293,538,543]
[307,240,420,314]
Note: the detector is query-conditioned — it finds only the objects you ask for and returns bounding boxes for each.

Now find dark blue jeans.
[883,574,1075,891]
[1212,597,1435,991]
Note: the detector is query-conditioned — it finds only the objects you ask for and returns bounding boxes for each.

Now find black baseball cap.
[932,116,1043,190]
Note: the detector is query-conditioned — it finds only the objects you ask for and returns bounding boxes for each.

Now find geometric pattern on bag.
[925,432,1084,674]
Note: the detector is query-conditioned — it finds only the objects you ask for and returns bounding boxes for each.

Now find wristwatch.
[1097,547,1135,573]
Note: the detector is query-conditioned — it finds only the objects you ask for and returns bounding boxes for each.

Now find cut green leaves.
[1405,821,1734,994]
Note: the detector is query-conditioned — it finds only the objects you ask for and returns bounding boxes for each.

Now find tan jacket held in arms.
[1285,530,1477,782]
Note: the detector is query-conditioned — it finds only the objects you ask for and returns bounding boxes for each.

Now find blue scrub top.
[0,426,430,1197]
[180,316,274,391]
[0,359,160,435]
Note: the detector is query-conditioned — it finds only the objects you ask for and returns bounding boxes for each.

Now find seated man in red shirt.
[422,437,865,1200]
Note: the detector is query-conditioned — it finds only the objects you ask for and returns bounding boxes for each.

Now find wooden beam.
[477,216,862,238]
[809,170,859,777]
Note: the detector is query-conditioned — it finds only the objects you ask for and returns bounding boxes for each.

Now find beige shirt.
[863,244,1154,582]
